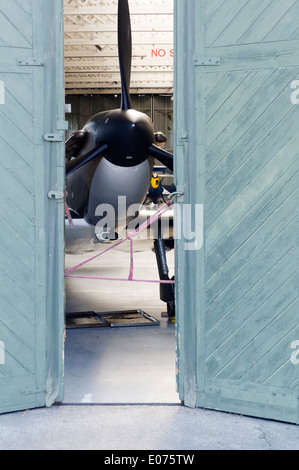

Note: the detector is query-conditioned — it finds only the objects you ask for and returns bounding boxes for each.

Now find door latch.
[48,190,64,200]
[168,191,184,203]
[44,133,64,142]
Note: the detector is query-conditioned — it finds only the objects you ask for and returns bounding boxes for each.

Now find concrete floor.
[1,229,299,450]
[1,404,299,450]
[64,233,179,405]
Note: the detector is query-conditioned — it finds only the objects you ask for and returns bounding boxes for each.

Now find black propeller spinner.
[66,0,173,177]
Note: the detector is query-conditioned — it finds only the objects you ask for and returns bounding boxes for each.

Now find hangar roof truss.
[64,0,174,94]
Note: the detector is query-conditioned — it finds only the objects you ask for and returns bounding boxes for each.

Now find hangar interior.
[62,0,179,405]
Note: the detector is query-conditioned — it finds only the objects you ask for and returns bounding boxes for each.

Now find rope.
[65,199,175,285]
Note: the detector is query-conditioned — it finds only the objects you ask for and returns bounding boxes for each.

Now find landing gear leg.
[154,238,175,320]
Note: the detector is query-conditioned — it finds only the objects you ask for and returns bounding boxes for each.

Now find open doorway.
[64,240,179,404]
[63,95,178,404]
[62,0,179,405]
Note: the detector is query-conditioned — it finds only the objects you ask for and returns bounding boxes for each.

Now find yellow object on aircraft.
[151,173,160,189]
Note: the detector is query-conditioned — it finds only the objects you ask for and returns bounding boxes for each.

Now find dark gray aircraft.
[65,0,175,317]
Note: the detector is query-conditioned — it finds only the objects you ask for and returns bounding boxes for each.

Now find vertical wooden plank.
[174,0,206,408]
[173,0,188,404]
[40,0,65,406]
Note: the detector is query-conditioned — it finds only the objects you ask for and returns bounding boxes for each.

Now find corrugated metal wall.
[65,94,173,152]
[174,0,298,423]
[0,0,65,414]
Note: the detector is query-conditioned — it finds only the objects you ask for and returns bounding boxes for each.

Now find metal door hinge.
[17,58,44,66]
[195,57,220,66]
[44,133,64,142]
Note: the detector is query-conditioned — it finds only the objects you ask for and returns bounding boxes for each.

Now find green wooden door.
[0,0,65,414]
[174,0,299,423]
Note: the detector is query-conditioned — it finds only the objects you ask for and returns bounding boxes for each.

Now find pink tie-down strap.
[65,203,74,229]
[65,200,175,285]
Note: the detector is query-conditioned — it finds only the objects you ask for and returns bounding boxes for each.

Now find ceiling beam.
[64,6,173,15]
[64,45,174,60]
[65,67,173,75]
[64,31,173,46]
[64,15,173,33]
[65,57,173,66]
[65,88,173,95]
[63,0,174,95]
[65,72,172,84]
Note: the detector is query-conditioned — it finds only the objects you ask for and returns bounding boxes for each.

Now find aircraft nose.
[97,109,154,167]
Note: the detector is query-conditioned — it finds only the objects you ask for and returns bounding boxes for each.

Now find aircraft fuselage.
[66,108,155,237]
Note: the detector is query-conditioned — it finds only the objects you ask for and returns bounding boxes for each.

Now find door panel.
[0,0,65,414]
[174,0,299,422]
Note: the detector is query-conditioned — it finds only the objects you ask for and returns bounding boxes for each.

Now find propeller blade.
[118,0,132,110]
[148,144,174,172]
[66,143,109,176]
